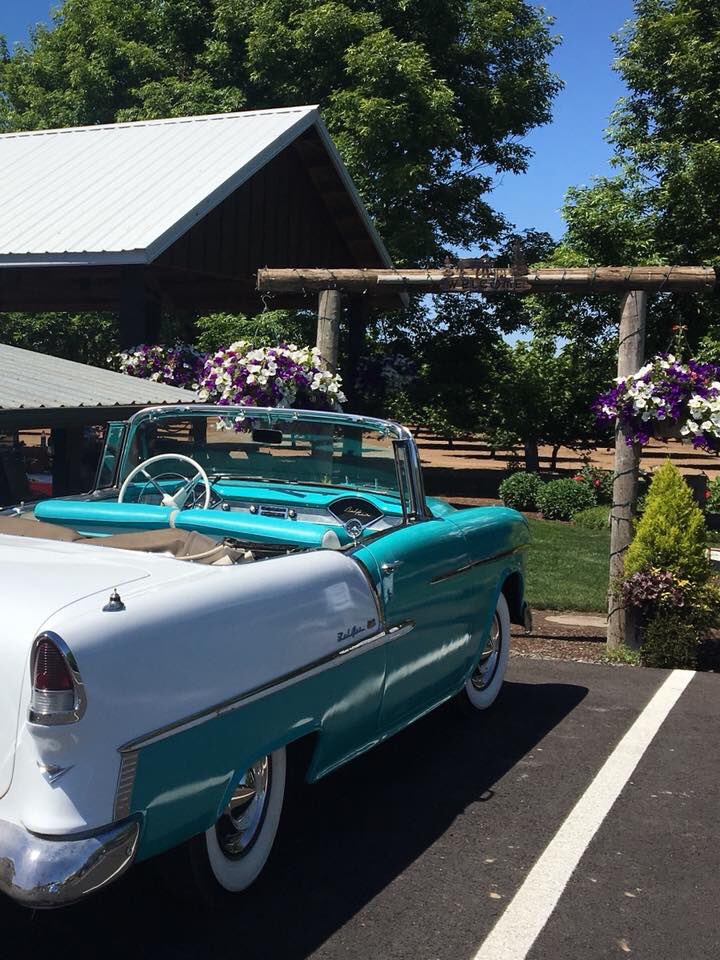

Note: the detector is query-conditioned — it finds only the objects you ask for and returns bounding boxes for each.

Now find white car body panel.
[0,534,378,835]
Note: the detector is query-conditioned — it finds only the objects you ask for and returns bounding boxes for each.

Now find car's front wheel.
[459,593,510,712]
[186,748,286,898]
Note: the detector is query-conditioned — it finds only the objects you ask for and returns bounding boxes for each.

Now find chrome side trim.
[119,620,415,755]
[113,750,139,820]
[0,817,139,909]
[430,544,529,585]
[28,631,88,726]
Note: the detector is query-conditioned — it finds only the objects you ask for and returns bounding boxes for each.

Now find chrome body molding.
[118,620,415,756]
[0,817,140,909]
[429,544,529,585]
[113,751,139,821]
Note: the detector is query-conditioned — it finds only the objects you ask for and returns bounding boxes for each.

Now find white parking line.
[473,668,695,960]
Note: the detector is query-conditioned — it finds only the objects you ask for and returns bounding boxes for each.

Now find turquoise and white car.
[0,406,530,907]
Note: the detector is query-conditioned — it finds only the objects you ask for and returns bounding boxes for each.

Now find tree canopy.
[543,0,720,352]
[0,0,561,265]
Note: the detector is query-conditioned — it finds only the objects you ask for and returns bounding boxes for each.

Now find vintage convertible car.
[0,405,530,908]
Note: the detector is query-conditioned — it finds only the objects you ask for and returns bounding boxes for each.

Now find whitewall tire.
[461,593,510,711]
[188,747,286,897]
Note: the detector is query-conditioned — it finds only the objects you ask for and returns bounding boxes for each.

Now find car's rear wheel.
[459,593,510,712]
[185,748,286,899]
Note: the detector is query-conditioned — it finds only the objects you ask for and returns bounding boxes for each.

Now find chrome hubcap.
[216,757,271,859]
[471,613,501,691]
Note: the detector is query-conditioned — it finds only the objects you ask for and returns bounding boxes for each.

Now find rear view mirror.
[251,428,284,445]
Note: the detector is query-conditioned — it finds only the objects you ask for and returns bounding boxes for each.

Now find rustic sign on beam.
[257,265,717,295]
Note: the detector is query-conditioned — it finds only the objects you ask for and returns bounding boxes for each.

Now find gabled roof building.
[0,106,392,344]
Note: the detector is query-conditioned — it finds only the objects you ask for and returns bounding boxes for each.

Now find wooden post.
[607,290,647,650]
[317,289,342,372]
[118,265,161,349]
[344,295,370,410]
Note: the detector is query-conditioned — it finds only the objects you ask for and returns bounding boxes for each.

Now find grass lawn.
[524,517,610,613]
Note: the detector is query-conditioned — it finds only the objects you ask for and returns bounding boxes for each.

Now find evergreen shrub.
[573,505,610,530]
[625,461,708,582]
[536,478,597,521]
[498,471,544,511]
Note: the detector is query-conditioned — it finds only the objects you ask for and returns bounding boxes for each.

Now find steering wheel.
[118,454,212,510]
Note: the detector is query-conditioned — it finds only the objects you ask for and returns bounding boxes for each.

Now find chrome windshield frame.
[101,404,428,519]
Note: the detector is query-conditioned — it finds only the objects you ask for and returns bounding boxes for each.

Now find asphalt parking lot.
[2,659,718,960]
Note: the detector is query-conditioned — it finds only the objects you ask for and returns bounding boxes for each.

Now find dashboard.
[200,483,402,538]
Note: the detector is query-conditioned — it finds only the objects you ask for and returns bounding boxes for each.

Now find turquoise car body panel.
[124,505,528,863]
[33,444,528,865]
[131,642,387,862]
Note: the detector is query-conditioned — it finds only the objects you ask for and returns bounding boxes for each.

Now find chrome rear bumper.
[0,817,139,908]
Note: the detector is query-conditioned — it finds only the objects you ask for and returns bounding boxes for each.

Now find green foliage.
[573,505,610,531]
[604,644,641,666]
[406,328,509,440]
[0,0,561,265]
[0,311,117,365]
[536,0,720,353]
[536,477,597,521]
[575,463,613,504]
[498,471,544,512]
[625,461,709,582]
[705,475,720,514]
[194,310,314,353]
[483,337,615,461]
[639,611,699,669]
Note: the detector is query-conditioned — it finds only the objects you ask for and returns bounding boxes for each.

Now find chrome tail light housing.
[29,632,87,725]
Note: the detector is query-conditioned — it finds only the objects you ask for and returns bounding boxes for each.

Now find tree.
[0,0,561,265]
[544,0,720,353]
[483,336,615,471]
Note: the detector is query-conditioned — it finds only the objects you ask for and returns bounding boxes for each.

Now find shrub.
[573,505,610,530]
[574,464,613,504]
[625,461,709,583]
[498,471,544,511]
[706,476,720,514]
[536,478,597,521]
[640,611,699,669]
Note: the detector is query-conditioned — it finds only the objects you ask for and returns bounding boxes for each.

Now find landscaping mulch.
[510,608,606,664]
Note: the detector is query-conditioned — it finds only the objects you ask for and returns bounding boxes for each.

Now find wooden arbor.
[257,263,718,649]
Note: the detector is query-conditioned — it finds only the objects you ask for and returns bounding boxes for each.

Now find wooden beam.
[258,265,717,295]
[607,291,648,651]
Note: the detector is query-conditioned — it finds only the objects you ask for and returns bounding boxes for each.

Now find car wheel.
[460,593,510,712]
[186,748,286,898]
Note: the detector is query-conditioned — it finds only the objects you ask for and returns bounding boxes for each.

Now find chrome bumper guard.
[0,817,140,908]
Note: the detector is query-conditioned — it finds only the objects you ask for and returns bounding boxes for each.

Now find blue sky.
[2,0,635,241]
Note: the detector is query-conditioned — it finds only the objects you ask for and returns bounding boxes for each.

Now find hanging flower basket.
[197,341,346,413]
[593,352,720,452]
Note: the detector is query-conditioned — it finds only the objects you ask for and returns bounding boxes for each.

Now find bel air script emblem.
[337,619,376,643]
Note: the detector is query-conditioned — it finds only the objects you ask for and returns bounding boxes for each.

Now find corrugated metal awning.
[0,106,391,268]
[0,343,197,412]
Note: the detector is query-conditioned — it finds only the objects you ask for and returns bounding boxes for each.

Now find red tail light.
[33,639,73,691]
[29,634,85,724]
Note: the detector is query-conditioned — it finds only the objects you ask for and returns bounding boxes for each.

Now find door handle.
[381,561,403,574]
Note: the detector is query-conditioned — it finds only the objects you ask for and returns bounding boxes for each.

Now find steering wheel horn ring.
[118,454,212,510]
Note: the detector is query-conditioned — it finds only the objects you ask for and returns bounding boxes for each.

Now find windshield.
[118,409,405,499]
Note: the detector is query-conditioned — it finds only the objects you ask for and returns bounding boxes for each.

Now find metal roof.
[0,106,391,268]
[0,343,197,412]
